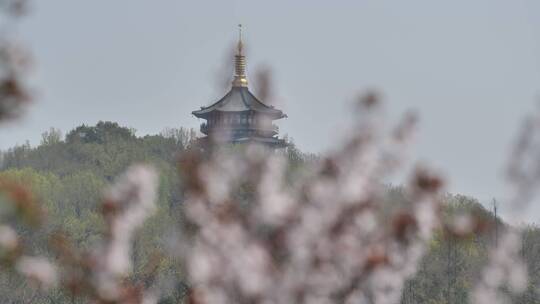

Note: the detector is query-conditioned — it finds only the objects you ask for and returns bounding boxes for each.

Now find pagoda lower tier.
[196,133,287,149]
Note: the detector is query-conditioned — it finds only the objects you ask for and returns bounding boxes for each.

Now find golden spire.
[237,23,244,55]
[232,24,248,87]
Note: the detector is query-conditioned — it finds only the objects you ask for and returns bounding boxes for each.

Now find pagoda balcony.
[200,122,278,136]
[201,123,209,134]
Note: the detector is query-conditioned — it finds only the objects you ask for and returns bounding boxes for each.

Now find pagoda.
[192,26,288,149]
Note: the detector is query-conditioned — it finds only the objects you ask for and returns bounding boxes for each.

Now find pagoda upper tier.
[192,25,288,148]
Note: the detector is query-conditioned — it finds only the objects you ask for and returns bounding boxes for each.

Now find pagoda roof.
[192,87,286,120]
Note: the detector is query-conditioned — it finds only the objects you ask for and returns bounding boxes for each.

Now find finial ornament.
[237,24,243,55]
[233,24,248,87]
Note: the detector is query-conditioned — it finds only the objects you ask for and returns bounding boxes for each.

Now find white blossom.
[0,224,18,250]
[16,256,58,290]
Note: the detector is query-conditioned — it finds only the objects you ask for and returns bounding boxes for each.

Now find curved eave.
[192,87,286,119]
[192,89,234,117]
[240,88,284,115]
[192,109,251,119]
[193,109,285,120]
[191,110,208,119]
[233,136,289,148]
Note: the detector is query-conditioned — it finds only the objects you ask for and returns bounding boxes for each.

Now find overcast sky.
[1,0,539,222]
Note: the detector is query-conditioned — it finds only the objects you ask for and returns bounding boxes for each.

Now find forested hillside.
[0,122,199,302]
[0,121,313,303]
[1,122,539,303]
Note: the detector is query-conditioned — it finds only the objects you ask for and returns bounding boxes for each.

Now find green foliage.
[65,121,135,144]
[401,193,528,304]
[0,122,198,303]
[3,122,540,303]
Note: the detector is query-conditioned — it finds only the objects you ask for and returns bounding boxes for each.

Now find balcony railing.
[200,123,278,135]
[201,123,208,134]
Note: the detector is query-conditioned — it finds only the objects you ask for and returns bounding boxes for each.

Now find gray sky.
[1,0,540,222]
